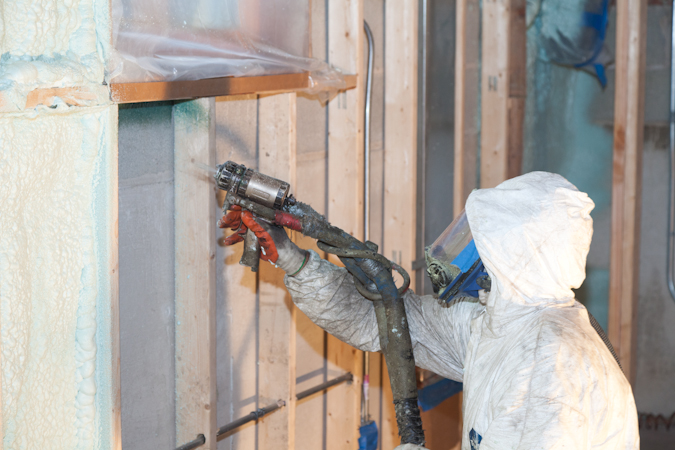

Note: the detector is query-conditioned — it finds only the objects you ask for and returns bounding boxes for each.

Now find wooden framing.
[454,0,481,213]
[380,0,419,448]
[109,107,122,450]
[608,0,647,385]
[173,98,218,448]
[257,92,299,449]
[480,0,526,189]
[326,0,365,447]
[214,94,260,450]
[110,73,357,104]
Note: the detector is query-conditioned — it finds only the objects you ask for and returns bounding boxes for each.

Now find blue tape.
[418,378,463,412]
[358,421,378,450]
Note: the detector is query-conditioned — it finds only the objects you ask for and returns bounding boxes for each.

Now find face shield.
[424,210,490,303]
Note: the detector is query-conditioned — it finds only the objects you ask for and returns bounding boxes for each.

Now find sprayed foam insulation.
[0,0,111,111]
[0,0,117,447]
[0,104,117,449]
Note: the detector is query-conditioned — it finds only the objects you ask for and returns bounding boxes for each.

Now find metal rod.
[173,374,355,449]
[297,372,354,400]
[668,0,675,303]
[364,20,374,244]
[363,19,375,426]
[216,400,285,437]
[416,0,428,295]
[175,434,205,450]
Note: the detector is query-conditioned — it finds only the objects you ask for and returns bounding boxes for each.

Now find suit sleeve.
[284,250,482,382]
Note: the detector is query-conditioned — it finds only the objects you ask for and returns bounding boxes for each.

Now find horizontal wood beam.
[110,73,357,104]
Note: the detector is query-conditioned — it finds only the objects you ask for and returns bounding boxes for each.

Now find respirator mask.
[425,210,491,303]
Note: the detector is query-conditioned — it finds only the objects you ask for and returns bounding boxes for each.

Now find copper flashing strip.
[110,73,357,104]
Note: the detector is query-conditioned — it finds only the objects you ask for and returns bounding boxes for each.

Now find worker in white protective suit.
[220,171,640,450]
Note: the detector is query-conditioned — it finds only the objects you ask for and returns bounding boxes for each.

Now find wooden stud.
[109,106,122,450]
[327,0,365,447]
[383,0,418,294]
[608,0,647,385]
[174,98,217,449]
[454,0,481,214]
[294,1,331,445]
[480,0,526,188]
[379,365,398,450]
[257,92,298,450]
[379,1,419,447]
[214,94,259,450]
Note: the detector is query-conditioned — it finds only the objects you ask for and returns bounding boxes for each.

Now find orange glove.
[217,205,248,246]
[218,207,280,263]
[219,208,307,274]
[241,211,279,263]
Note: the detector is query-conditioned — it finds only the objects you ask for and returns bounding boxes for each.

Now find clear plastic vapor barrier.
[110,0,344,92]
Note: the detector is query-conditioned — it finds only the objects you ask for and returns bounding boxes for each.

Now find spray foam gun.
[214,161,426,446]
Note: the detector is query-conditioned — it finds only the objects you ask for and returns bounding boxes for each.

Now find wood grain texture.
[608,0,647,385]
[327,0,365,447]
[174,98,217,449]
[380,0,419,446]
[383,0,418,288]
[214,94,259,450]
[295,91,330,449]
[480,0,526,188]
[454,0,480,214]
[109,106,122,450]
[257,93,298,450]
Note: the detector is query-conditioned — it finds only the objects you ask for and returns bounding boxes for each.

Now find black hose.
[228,195,425,444]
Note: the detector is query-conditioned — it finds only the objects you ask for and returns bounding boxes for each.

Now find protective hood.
[465,172,594,317]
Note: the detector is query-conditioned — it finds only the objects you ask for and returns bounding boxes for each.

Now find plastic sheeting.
[110,0,345,93]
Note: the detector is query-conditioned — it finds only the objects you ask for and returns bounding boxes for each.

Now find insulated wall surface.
[631,4,675,449]
[0,0,120,448]
[118,102,176,449]
[524,3,675,447]
[0,106,118,449]
[523,7,616,330]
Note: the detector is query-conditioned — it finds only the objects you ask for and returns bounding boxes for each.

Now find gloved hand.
[219,207,309,275]
[394,444,429,450]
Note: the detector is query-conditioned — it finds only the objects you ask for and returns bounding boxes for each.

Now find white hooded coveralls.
[284,172,639,449]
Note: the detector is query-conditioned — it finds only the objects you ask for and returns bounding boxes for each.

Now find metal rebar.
[216,400,285,438]
[297,372,354,400]
[668,0,675,303]
[175,434,206,450]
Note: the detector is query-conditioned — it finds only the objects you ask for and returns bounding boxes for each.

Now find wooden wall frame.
[479,0,526,189]
[608,0,647,385]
